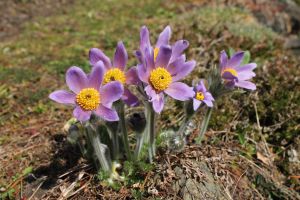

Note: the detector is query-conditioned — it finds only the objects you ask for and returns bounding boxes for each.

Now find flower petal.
[89,48,112,69]
[167,54,186,75]
[204,92,215,101]
[219,50,228,71]
[238,71,256,81]
[170,40,189,62]
[227,51,244,68]
[66,66,88,94]
[88,61,104,90]
[235,80,256,90]
[140,26,151,51]
[135,50,143,63]
[155,45,172,68]
[137,64,150,84]
[152,93,164,113]
[203,99,213,107]
[145,85,159,101]
[94,105,119,121]
[195,80,207,92]
[113,41,127,70]
[236,63,257,72]
[172,60,196,82]
[122,88,139,107]
[193,99,201,111]
[156,26,171,47]
[164,82,195,101]
[100,81,124,107]
[126,67,140,85]
[49,90,75,105]
[73,106,91,122]
[144,46,155,70]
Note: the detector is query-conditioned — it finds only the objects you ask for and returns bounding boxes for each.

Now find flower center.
[76,88,100,111]
[154,47,159,62]
[149,67,172,91]
[222,68,238,77]
[195,92,204,101]
[103,68,126,85]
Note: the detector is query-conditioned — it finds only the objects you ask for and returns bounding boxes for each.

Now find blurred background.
[0,0,299,199]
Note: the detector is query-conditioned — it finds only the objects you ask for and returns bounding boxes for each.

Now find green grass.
[1,0,299,197]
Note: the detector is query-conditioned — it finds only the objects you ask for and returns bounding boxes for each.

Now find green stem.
[85,123,111,172]
[134,133,143,159]
[105,123,119,160]
[147,104,156,163]
[134,102,155,162]
[118,102,132,161]
[177,115,192,139]
[196,107,213,143]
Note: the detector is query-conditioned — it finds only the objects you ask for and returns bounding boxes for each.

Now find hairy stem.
[118,102,132,161]
[196,107,213,143]
[85,123,111,172]
[147,103,156,163]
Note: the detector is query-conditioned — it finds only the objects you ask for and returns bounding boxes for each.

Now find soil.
[1,0,300,199]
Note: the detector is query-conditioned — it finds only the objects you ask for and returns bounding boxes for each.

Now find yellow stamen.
[195,92,204,101]
[76,88,100,111]
[103,68,126,85]
[149,67,172,91]
[154,47,159,62]
[222,68,238,77]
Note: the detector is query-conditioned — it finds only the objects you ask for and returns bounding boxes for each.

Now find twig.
[253,102,271,156]
[231,167,248,198]
[28,180,45,200]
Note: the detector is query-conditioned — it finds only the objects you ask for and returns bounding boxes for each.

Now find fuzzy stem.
[106,124,119,160]
[134,102,155,161]
[134,133,144,160]
[85,123,111,172]
[177,115,192,139]
[118,102,132,161]
[147,104,156,163]
[196,107,213,143]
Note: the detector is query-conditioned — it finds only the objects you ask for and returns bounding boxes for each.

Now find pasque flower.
[89,42,139,107]
[220,50,257,90]
[193,80,214,110]
[136,25,190,64]
[136,26,195,113]
[49,63,124,122]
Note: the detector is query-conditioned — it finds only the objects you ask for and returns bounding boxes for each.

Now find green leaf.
[22,166,33,176]
[238,132,246,145]
[228,48,235,57]
[241,51,251,65]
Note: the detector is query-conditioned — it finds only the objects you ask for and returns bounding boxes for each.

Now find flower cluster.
[49,25,257,178]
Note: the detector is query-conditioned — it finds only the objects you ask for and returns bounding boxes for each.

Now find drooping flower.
[193,80,214,110]
[89,41,140,107]
[137,43,196,113]
[49,63,124,122]
[219,50,257,90]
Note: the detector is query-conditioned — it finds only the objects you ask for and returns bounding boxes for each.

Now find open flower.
[137,44,195,113]
[220,50,257,90]
[136,25,189,65]
[89,41,139,107]
[193,80,214,110]
[49,63,124,122]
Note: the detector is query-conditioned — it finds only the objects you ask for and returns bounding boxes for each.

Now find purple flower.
[137,25,189,64]
[137,44,196,113]
[220,50,257,90]
[193,80,214,110]
[49,63,124,122]
[89,41,140,107]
